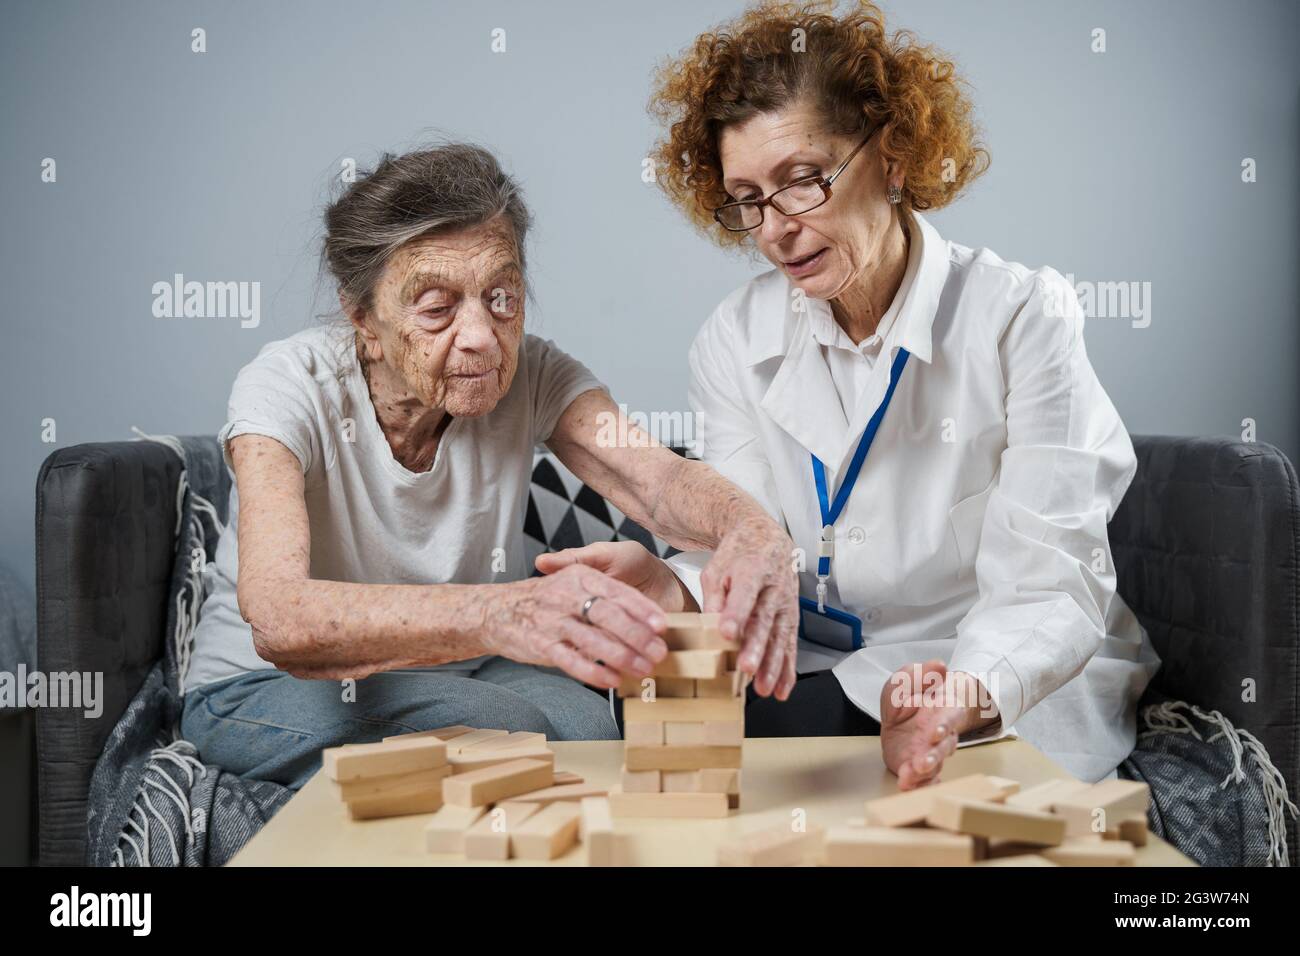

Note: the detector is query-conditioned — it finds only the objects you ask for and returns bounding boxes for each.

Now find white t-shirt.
[185,323,606,691]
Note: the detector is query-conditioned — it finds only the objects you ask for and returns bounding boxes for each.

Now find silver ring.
[580,595,601,624]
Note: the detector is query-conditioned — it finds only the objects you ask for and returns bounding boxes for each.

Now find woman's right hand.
[482,563,670,689]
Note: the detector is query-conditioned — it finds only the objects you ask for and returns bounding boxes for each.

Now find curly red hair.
[648,0,989,246]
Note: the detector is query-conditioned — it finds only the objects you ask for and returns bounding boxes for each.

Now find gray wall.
[3,0,1297,591]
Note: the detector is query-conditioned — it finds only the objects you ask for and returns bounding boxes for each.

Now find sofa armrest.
[35,441,183,865]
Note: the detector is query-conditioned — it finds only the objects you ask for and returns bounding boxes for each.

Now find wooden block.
[977,854,1059,867]
[703,720,744,746]
[511,801,582,860]
[623,696,744,724]
[608,790,730,818]
[655,650,725,679]
[463,802,540,861]
[382,724,474,744]
[444,729,510,752]
[552,771,584,786]
[1117,815,1149,847]
[462,731,547,752]
[424,803,487,854]
[695,673,740,698]
[625,745,743,772]
[662,613,734,651]
[1041,838,1137,867]
[1053,780,1151,837]
[322,736,447,782]
[620,767,661,793]
[448,747,555,773]
[346,788,444,820]
[824,826,975,866]
[579,796,631,867]
[718,824,825,867]
[986,838,1053,859]
[618,675,697,699]
[661,770,700,793]
[862,774,1019,827]
[699,768,741,794]
[337,764,452,801]
[499,782,609,807]
[624,721,664,746]
[442,758,554,807]
[926,796,1066,846]
[664,722,706,746]
[1005,778,1091,813]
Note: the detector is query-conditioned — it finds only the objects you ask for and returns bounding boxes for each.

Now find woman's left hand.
[701,516,799,701]
[880,660,1001,789]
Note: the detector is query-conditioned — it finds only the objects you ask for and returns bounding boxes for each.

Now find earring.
[887,184,902,205]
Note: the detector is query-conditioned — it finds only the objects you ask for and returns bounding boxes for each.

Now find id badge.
[798,597,864,652]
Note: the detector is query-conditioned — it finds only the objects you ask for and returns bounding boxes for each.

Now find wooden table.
[230,736,1193,866]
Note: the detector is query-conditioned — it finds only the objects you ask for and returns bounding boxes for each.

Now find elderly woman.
[557,1,1159,788]
[180,143,796,789]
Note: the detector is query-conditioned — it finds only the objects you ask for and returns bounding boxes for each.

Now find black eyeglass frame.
[712,129,879,232]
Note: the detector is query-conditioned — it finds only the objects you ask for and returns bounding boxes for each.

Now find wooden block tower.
[608,612,746,818]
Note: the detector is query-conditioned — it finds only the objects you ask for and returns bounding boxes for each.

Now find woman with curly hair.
[557,1,1158,789]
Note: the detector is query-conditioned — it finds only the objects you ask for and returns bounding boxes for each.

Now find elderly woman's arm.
[544,389,799,699]
[231,434,668,686]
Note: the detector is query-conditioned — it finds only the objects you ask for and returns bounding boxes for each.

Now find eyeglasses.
[713,130,876,232]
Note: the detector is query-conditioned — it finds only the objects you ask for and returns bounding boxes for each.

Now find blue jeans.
[180,657,619,790]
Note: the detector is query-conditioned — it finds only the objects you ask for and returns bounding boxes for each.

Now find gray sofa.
[28,434,1300,865]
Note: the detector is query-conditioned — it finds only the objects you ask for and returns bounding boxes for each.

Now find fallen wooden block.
[448,747,555,774]
[462,731,548,752]
[322,736,448,782]
[1041,838,1137,867]
[824,826,975,866]
[382,724,474,744]
[337,764,452,801]
[346,788,445,820]
[608,790,730,818]
[625,744,742,772]
[862,774,1020,827]
[655,650,725,679]
[623,696,745,724]
[1053,780,1151,837]
[425,803,488,854]
[580,796,632,867]
[926,796,1066,846]
[442,758,554,808]
[443,728,510,752]
[552,771,584,786]
[511,801,582,860]
[1005,778,1091,813]
[620,767,661,793]
[718,824,825,867]
[499,781,609,807]
[463,802,541,861]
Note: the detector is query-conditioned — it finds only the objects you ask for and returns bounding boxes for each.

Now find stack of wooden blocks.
[323,724,630,864]
[609,612,746,819]
[715,773,1152,866]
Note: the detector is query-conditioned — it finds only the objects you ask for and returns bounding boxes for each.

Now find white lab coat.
[669,210,1160,782]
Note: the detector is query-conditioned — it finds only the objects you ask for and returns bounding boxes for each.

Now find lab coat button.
[848,526,866,545]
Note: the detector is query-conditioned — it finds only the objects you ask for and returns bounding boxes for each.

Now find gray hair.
[323,141,533,313]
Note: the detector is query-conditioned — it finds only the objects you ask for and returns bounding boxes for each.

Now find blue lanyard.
[811,347,911,582]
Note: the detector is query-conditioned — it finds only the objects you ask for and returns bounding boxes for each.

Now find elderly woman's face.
[718,102,895,302]
[363,220,524,417]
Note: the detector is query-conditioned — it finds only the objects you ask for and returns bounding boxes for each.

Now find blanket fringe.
[1139,699,1299,867]
[111,429,223,866]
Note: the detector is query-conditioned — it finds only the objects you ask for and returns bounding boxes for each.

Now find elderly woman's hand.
[880,660,1001,789]
[483,563,670,690]
[536,541,697,613]
[702,516,799,701]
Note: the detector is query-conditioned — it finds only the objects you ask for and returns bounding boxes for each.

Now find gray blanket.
[86,434,292,866]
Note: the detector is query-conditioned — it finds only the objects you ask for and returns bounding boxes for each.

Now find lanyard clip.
[815,575,828,613]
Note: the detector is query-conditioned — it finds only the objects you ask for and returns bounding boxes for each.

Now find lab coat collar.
[755,210,949,469]
[742,209,948,369]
